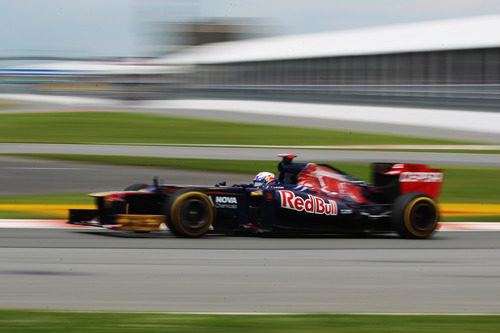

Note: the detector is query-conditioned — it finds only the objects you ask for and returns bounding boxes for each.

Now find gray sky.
[2,0,500,57]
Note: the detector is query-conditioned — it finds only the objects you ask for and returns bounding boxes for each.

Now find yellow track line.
[0,203,499,217]
[439,203,500,216]
[0,204,93,217]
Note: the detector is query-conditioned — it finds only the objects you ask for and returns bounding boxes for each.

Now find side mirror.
[153,177,160,192]
[216,181,227,187]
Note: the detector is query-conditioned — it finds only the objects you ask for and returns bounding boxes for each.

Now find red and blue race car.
[69,154,443,239]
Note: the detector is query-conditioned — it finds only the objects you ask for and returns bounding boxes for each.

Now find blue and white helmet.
[253,171,275,188]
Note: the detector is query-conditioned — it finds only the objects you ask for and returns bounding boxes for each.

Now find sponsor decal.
[215,196,238,208]
[400,172,443,183]
[215,196,237,204]
[279,190,337,216]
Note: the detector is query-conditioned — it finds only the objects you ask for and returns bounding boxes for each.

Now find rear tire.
[165,190,215,237]
[391,192,439,239]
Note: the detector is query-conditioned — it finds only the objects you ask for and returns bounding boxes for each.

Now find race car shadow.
[77,230,176,239]
[250,233,400,239]
[76,229,400,240]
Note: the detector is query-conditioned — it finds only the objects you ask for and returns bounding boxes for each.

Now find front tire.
[391,192,439,239]
[165,190,215,237]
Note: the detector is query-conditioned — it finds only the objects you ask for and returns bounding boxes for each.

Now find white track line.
[437,222,500,231]
[0,219,95,229]
[0,220,499,231]
[113,143,500,150]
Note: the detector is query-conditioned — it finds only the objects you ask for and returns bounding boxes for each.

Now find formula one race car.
[69,154,444,239]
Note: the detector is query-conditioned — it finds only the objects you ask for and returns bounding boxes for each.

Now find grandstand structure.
[157,15,500,110]
[2,15,500,109]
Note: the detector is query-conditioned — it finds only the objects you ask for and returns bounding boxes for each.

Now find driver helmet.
[253,171,275,188]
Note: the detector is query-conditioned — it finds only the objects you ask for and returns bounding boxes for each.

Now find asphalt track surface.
[3,144,500,167]
[0,155,250,195]
[1,228,499,313]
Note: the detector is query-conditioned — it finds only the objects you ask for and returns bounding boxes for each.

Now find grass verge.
[0,194,94,218]
[0,101,12,109]
[0,310,499,333]
[0,193,93,204]
[0,111,481,145]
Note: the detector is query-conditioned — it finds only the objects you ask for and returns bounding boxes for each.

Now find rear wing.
[373,163,444,200]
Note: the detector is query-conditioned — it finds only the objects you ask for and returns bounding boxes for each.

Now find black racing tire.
[165,189,215,237]
[391,192,439,239]
[124,183,149,191]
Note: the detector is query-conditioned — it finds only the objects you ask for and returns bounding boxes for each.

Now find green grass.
[439,167,500,203]
[0,194,94,219]
[0,193,92,204]
[0,210,64,219]
[0,311,499,333]
[0,99,15,108]
[0,111,481,145]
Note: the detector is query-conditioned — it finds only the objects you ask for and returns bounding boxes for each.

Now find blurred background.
[2,0,500,110]
[2,1,500,319]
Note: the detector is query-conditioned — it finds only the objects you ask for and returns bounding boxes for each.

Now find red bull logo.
[279,190,338,216]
